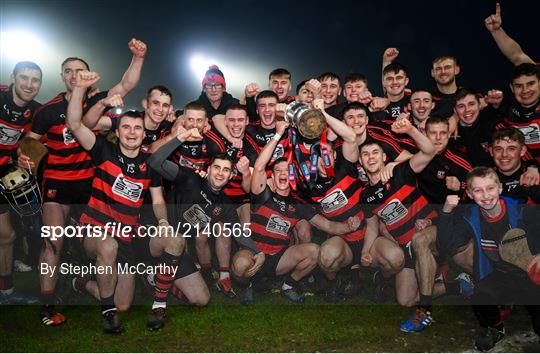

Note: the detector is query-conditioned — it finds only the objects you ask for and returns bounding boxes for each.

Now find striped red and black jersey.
[80,135,160,243]
[31,91,108,180]
[360,162,437,246]
[334,127,404,183]
[170,133,215,172]
[245,125,291,176]
[418,148,472,204]
[206,129,260,203]
[496,100,540,164]
[307,158,365,242]
[250,186,317,255]
[0,85,41,172]
[109,112,173,151]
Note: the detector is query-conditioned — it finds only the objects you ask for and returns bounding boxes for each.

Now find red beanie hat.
[202,65,226,90]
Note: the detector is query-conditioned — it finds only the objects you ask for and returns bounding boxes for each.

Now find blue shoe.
[455,272,474,299]
[400,308,433,333]
[240,283,254,305]
[0,291,38,305]
[281,287,304,303]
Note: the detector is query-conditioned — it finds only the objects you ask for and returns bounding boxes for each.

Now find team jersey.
[0,85,41,172]
[360,162,437,246]
[250,186,317,255]
[370,92,411,122]
[245,124,291,174]
[166,165,238,235]
[80,136,160,242]
[205,129,260,203]
[450,106,501,167]
[496,99,540,163]
[430,87,462,119]
[306,157,365,242]
[31,91,108,180]
[334,126,404,183]
[418,148,472,204]
[170,132,216,172]
[496,165,540,204]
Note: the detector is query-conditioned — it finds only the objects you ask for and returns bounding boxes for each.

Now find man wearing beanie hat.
[195,65,239,119]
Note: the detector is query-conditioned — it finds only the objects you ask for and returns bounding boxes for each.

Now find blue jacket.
[462,196,523,280]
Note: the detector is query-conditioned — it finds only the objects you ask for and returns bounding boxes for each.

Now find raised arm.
[251,120,288,195]
[108,38,147,97]
[484,3,534,65]
[66,71,100,151]
[313,99,358,163]
[82,94,123,130]
[391,112,435,173]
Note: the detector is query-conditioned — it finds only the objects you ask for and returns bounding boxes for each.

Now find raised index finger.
[495,2,501,16]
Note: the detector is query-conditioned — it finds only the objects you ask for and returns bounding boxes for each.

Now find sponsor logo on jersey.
[517,124,540,145]
[183,204,211,227]
[270,144,285,162]
[112,174,143,202]
[377,198,408,225]
[319,188,348,213]
[62,127,76,145]
[0,123,23,146]
[266,214,291,235]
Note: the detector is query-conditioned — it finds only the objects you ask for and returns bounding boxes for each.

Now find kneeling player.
[66,72,184,333]
[231,121,361,304]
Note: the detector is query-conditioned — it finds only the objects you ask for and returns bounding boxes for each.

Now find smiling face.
[142,89,172,125]
[225,108,248,139]
[431,58,460,86]
[343,108,369,136]
[116,115,145,151]
[204,82,225,104]
[256,96,278,129]
[11,67,42,104]
[320,77,341,106]
[454,94,480,126]
[382,70,408,97]
[61,59,88,93]
[208,158,233,190]
[511,74,539,108]
[269,75,291,102]
[359,143,386,177]
[467,175,502,212]
[344,80,367,102]
[490,138,526,175]
[410,91,434,122]
[272,160,290,193]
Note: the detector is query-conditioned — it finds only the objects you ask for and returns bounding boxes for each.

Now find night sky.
[1,0,538,109]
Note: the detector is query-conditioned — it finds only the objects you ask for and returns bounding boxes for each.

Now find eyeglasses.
[204,84,223,90]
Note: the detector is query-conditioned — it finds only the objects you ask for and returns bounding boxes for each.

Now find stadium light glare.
[0,30,45,62]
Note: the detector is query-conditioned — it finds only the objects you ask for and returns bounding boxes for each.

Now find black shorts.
[400,242,416,269]
[257,248,288,278]
[345,239,363,266]
[433,218,471,258]
[43,178,93,206]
